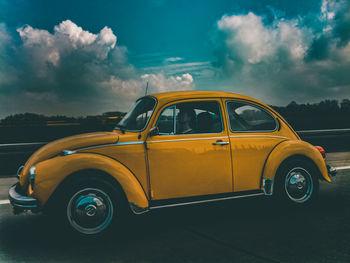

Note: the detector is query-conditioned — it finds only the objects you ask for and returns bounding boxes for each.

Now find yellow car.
[9,91,336,235]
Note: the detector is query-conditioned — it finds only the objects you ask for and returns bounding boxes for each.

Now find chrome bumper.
[327,164,337,182]
[8,183,38,214]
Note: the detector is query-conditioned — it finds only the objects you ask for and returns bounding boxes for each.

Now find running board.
[149,191,264,210]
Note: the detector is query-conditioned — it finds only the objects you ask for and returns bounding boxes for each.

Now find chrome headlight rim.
[29,166,36,189]
[17,165,24,180]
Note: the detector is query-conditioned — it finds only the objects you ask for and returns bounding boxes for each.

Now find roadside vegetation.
[0,99,349,143]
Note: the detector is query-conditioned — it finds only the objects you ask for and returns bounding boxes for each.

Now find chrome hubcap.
[67,188,114,234]
[284,167,313,203]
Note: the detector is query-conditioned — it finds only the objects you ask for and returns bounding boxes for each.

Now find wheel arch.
[274,154,322,181]
[44,168,129,212]
[34,153,149,214]
[261,140,331,191]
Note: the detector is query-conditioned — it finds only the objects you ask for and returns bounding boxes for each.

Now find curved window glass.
[227,101,276,132]
[116,97,156,132]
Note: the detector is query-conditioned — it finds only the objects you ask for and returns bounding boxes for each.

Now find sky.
[0,0,349,117]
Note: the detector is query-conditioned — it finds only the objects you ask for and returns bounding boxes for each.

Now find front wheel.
[63,178,122,235]
[67,187,115,235]
[274,159,319,205]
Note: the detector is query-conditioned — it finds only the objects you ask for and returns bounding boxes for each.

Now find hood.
[19,131,118,186]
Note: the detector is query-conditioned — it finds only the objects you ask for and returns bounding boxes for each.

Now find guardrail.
[297,128,350,136]
[0,142,46,149]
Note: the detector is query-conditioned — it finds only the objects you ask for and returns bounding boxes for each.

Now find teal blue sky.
[1,0,320,60]
[0,0,349,116]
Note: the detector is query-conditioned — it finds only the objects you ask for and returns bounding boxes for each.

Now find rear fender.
[261,140,331,190]
[34,153,149,213]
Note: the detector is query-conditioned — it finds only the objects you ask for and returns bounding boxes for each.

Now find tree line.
[271,99,350,130]
[0,99,349,131]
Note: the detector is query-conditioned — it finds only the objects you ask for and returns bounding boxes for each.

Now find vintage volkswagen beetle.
[9,91,336,235]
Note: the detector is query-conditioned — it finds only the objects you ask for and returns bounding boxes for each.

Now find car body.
[9,91,336,235]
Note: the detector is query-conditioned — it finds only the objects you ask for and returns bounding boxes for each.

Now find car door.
[225,100,287,192]
[146,99,233,200]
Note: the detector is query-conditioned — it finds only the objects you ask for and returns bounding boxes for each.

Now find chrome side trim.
[263,179,274,196]
[116,141,144,146]
[148,136,228,144]
[76,143,119,152]
[75,141,144,152]
[230,135,287,139]
[149,192,264,210]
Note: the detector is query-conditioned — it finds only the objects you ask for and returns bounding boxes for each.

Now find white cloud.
[0,20,196,117]
[213,0,350,104]
[141,73,194,93]
[54,20,98,47]
[16,19,118,69]
[102,72,195,99]
[217,12,312,64]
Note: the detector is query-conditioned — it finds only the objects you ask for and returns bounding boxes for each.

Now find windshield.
[116,96,157,131]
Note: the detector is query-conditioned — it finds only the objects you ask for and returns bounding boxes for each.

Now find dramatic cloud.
[213,0,350,105]
[0,20,195,117]
[141,73,194,93]
[101,73,194,99]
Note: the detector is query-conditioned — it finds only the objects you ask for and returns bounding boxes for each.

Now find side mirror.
[149,126,159,137]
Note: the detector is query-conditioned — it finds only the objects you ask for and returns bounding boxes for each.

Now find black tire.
[274,158,319,205]
[61,176,124,236]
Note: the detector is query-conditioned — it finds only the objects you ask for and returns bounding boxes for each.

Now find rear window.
[226,101,276,132]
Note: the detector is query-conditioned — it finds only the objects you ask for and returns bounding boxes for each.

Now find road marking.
[0,200,10,205]
[336,165,350,171]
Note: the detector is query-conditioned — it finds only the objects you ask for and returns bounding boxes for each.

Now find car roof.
[146,91,262,105]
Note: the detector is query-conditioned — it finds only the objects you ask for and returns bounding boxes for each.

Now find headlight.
[29,166,36,189]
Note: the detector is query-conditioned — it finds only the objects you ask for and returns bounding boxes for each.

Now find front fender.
[33,153,149,212]
[261,140,331,186]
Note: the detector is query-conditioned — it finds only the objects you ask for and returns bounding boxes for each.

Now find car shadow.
[0,181,349,262]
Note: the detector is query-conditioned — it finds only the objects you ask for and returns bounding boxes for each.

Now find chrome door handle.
[212,140,229,146]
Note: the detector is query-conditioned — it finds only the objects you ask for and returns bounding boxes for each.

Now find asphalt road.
[0,153,349,263]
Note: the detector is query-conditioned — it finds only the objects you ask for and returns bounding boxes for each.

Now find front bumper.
[8,183,38,214]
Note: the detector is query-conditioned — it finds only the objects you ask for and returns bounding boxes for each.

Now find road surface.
[0,152,349,262]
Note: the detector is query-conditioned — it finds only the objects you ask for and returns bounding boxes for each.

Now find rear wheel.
[274,159,319,205]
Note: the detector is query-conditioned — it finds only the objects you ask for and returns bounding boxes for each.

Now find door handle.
[212,140,229,146]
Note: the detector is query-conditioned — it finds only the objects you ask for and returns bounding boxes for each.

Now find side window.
[156,101,223,135]
[227,101,276,132]
[157,106,177,135]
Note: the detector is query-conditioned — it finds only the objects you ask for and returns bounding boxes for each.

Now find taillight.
[315,146,326,158]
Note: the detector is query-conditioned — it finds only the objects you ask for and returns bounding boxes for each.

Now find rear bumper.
[8,183,38,214]
[327,164,337,182]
